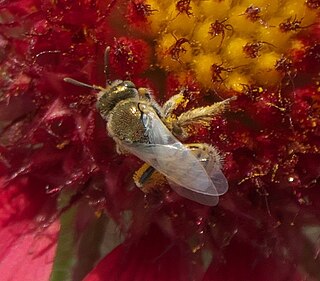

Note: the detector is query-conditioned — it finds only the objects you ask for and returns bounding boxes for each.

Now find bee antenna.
[63,77,104,91]
[104,46,111,85]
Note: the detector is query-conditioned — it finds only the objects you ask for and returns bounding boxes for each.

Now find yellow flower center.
[143,0,317,93]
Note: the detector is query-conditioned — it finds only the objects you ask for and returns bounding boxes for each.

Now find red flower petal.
[0,180,59,281]
[109,37,151,78]
[0,219,59,281]
[84,225,203,281]
[202,240,312,281]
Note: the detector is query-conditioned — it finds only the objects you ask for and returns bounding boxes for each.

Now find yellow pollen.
[144,0,317,94]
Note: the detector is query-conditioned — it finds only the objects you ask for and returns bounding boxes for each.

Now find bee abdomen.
[107,100,149,143]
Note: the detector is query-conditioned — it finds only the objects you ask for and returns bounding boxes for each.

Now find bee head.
[97,80,138,118]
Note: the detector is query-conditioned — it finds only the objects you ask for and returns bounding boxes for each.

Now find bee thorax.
[97,86,138,119]
[107,100,149,143]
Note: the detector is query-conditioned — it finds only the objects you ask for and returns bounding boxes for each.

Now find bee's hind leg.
[171,96,236,139]
[185,143,228,195]
[184,143,223,170]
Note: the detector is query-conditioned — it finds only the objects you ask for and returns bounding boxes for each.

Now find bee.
[64,47,232,206]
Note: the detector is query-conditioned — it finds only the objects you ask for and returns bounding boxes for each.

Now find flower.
[83,224,204,281]
[1,0,320,280]
[0,178,59,281]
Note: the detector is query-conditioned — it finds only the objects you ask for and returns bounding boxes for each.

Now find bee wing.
[122,106,228,204]
[168,147,228,206]
[206,166,228,196]
[125,143,222,198]
[169,181,219,206]
[187,144,229,196]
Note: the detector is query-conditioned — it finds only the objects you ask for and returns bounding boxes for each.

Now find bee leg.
[172,96,236,138]
[162,90,187,118]
[170,121,190,140]
[184,143,228,196]
[179,97,234,122]
[161,90,190,138]
[184,143,223,170]
[115,143,128,155]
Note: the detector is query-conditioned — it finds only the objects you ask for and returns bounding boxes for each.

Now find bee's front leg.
[115,144,123,154]
[114,142,130,155]
[162,90,187,118]
[161,90,189,139]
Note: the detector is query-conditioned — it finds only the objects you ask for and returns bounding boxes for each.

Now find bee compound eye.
[123,81,136,88]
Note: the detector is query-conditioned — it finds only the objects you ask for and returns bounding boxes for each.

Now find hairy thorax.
[107,99,149,143]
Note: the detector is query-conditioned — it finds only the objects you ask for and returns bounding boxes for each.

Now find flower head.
[1,0,320,280]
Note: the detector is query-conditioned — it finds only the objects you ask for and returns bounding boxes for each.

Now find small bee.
[64,47,231,206]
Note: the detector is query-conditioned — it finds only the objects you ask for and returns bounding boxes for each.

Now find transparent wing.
[169,146,228,206]
[186,144,229,196]
[169,182,219,206]
[125,143,218,195]
[122,105,228,204]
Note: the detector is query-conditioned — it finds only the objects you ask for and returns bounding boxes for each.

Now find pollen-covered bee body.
[64,47,231,206]
[97,80,138,119]
[96,79,157,145]
[107,99,150,144]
